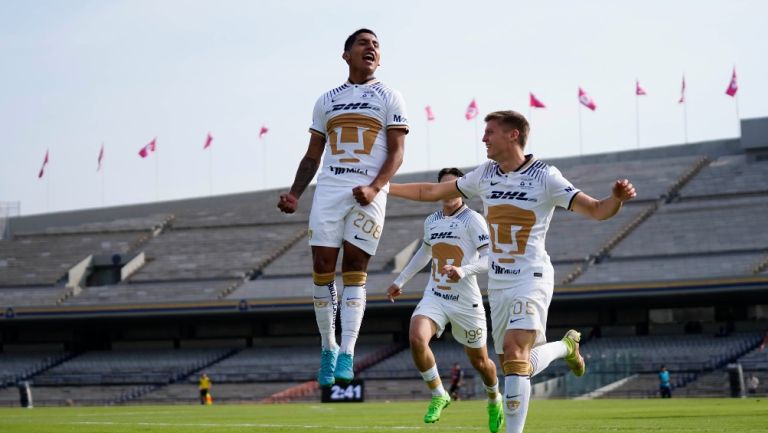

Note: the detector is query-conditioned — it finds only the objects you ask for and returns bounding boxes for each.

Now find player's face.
[344,33,380,76]
[439,174,462,208]
[483,119,515,161]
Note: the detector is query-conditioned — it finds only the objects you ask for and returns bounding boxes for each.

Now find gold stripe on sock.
[503,360,531,376]
[312,272,335,286]
[342,271,367,286]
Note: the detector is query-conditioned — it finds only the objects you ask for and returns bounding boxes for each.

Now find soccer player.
[386,168,503,432]
[277,29,408,387]
[388,110,636,433]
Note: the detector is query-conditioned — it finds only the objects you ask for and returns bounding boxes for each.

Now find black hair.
[344,28,377,51]
[437,167,464,182]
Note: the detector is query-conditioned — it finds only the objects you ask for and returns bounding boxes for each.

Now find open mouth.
[363,52,376,62]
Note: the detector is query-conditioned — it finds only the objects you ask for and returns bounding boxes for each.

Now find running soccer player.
[388,110,636,433]
[386,168,503,432]
[277,29,408,387]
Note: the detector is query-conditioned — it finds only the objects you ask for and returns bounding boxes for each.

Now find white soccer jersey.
[456,156,580,290]
[422,205,489,305]
[309,79,409,190]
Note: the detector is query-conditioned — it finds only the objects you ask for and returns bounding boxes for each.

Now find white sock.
[313,282,338,351]
[420,365,446,397]
[339,285,366,355]
[504,374,531,433]
[529,341,568,377]
[485,380,500,403]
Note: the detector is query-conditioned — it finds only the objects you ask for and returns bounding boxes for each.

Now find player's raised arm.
[571,179,637,220]
[389,180,463,202]
[353,128,406,206]
[277,134,325,214]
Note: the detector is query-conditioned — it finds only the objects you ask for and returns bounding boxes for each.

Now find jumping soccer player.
[277,28,408,386]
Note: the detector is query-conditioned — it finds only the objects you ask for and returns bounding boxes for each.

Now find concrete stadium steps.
[679,154,768,199]
[33,348,230,386]
[558,155,701,202]
[0,286,69,307]
[0,352,70,385]
[60,280,229,306]
[547,203,647,263]
[0,231,146,286]
[610,196,768,258]
[575,252,765,285]
[130,223,306,282]
[18,215,172,236]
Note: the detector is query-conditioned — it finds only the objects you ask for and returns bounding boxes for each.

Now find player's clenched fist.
[277,193,299,214]
[612,179,636,202]
[352,185,379,206]
[386,283,402,302]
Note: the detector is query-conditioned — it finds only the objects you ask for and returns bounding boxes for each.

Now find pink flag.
[203,132,213,150]
[678,75,686,104]
[425,105,435,121]
[725,67,738,97]
[38,149,49,179]
[635,80,647,96]
[97,144,104,171]
[259,126,269,139]
[578,87,597,111]
[138,138,157,158]
[465,99,479,120]
[529,92,546,108]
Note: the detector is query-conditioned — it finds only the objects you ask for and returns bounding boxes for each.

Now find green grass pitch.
[1,399,766,432]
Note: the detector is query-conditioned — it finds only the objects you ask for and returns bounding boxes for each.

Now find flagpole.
[735,93,741,138]
[208,146,213,196]
[474,116,479,164]
[683,99,689,144]
[578,103,583,156]
[262,137,268,189]
[46,169,51,213]
[155,143,159,202]
[425,119,431,171]
[101,163,105,207]
[635,92,640,149]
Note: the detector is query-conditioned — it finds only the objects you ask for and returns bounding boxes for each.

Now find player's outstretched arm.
[389,180,463,202]
[277,134,325,214]
[353,129,406,206]
[571,179,637,220]
[387,242,432,302]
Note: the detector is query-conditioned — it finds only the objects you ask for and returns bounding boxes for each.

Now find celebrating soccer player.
[277,29,408,387]
[386,168,503,432]
[389,110,636,433]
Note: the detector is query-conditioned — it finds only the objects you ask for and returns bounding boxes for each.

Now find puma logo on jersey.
[488,191,537,202]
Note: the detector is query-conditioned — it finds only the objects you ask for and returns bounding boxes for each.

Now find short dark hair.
[344,28,377,51]
[438,167,464,182]
[484,110,530,148]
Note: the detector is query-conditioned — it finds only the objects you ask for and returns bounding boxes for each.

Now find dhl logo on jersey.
[487,191,538,202]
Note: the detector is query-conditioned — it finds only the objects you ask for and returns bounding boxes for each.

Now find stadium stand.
[2,128,768,404]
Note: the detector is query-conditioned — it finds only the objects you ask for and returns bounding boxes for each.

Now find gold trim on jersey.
[327,114,383,164]
[486,204,536,264]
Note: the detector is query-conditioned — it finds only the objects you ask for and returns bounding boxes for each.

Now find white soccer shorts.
[308,184,387,256]
[412,290,488,348]
[488,278,554,355]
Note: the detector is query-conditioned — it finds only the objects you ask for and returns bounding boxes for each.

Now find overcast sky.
[1,0,765,216]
